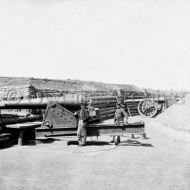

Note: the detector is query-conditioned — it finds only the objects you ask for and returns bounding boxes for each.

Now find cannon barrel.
[0,95,85,109]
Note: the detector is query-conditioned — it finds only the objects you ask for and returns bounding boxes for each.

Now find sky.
[0,0,190,91]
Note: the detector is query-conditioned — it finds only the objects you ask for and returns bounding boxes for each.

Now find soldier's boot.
[81,135,87,146]
[78,136,82,146]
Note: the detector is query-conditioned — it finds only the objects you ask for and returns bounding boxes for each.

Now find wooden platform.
[87,122,145,136]
[6,122,41,145]
[0,119,146,146]
[36,119,145,138]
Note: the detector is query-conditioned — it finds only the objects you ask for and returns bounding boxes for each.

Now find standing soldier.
[74,102,90,146]
[112,103,128,144]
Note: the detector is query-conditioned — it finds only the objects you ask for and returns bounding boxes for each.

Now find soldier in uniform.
[112,103,128,144]
[74,102,90,146]
[114,103,128,125]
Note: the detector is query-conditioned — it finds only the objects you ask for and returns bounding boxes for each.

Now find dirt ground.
[0,118,190,190]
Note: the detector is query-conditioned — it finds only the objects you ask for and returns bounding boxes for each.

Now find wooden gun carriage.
[0,95,145,146]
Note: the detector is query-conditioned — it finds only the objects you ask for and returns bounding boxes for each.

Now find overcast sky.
[0,0,190,90]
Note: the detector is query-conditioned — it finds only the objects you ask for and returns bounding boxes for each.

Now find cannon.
[0,95,146,146]
[0,94,85,110]
[0,94,85,127]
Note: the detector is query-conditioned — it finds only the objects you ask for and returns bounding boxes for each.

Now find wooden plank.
[36,122,145,137]
[97,109,115,115]
[90,123,144,128]
[90,103,116,108]
[87,127,145,136]
[6,122,42,129]
[90,100,117,104]
[36,127,77,138]
[87,96,116,101]
[0,115,42,125]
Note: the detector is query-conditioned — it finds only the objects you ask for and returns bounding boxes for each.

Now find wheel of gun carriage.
[137,99,158,118]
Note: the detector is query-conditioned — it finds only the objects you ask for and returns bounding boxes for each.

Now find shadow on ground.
[67,140,153,147]
[0,143,13,150]
[67,141,109,146]
[35,138,61,144]
[118,139,153,147]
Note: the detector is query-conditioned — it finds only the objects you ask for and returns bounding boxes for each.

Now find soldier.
[74,102,90,146]
[112,103,128,144]
[114,103,128,125]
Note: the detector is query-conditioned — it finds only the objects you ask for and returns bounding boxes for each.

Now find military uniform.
[112,104,128,144]
[75,108,90,146]
[114,107,128,125]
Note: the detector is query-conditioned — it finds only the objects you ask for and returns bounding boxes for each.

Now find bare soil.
[0,117,190,190]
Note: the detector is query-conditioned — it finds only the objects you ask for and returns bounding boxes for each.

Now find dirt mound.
[156,94,190,133]
[0,76,142,92]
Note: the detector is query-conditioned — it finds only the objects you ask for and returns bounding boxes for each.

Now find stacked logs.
[0,114,43,125]
[86,96,142,121]
[86,96,144,122]
[124,100,140,116]
[0,85,38,115]
[0,85,37,100]
[86,96,117,122]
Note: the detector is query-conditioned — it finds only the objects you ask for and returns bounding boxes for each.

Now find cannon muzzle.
[0,94,85,109]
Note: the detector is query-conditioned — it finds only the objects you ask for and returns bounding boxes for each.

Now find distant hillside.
[0,77,187,100]
[0,77,143,93]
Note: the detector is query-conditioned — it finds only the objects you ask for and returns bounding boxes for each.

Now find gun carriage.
[0,94,173,146]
